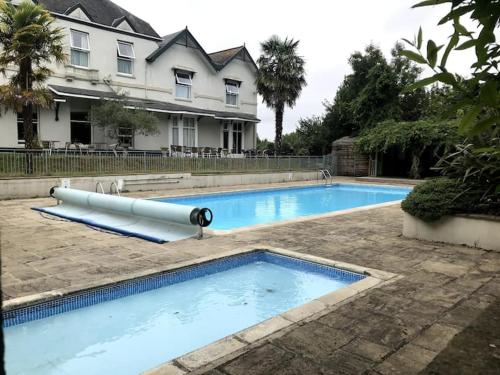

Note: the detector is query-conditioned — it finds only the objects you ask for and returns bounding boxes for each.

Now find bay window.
[172,117,179,145]
[183,118,196,147]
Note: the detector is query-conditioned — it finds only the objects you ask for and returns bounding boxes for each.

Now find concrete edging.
[402,212,500,251]
[2,245,398,375]
[138,245,398,375]
[0,171,320,200]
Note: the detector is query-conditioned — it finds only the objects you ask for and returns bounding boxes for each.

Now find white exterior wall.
[145,44,257,114]
[0,12,258,150]
[198,118,221,148]
[133,114,170,150]
[0,110,19,148]
[39,103,71,144]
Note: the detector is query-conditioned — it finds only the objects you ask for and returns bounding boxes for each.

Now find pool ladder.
[319,169,333,186]
[95,181,121,196]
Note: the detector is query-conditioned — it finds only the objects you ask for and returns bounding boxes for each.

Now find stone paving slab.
[1,180,499,374]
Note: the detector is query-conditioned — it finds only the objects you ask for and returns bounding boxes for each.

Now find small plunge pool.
[4,251,364,375]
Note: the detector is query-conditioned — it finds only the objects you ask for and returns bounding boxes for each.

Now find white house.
[0,0,259,153]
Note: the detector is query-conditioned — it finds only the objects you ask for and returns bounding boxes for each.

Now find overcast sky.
[114,0,474,140]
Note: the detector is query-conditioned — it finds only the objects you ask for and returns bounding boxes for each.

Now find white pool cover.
[33,187,212,243]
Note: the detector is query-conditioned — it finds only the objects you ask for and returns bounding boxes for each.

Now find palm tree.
[256,36,306,154]
[0,0,65,153]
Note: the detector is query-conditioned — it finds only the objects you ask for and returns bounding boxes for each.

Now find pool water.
[4,252,363,375]
[158,183,411,230]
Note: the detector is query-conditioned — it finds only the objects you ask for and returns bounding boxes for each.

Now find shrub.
[401,178,481,222]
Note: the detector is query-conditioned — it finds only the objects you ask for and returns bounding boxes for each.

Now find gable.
[208,46,258,72]
[146,29,218,71]
[113,18,135,32]
[38,0,160,38]
[65,4,92,22]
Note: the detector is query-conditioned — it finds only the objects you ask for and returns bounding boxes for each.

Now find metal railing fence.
[0,149,335,178]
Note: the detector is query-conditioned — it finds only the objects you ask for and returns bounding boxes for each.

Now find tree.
[92,97,159,146]
[391,42,428,121]
[0,0,65,151]
[256,36,306,153]
[401,0,499,137]
[323,44,399,141]
[294,116,330,155]
[400,0,499,218]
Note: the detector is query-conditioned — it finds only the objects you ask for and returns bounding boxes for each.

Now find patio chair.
[64,142,77,155]
[41,141,52,155]
[190,146,200,157]
[202,146,211,158]
[209,148,219,158]
[170,145,180,157]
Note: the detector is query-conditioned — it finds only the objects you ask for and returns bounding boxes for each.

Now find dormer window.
[70,30,90,68]
[175,71,192,99]
[117,41,135,75]
[226,81,239,106]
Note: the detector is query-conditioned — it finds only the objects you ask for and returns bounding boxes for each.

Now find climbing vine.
[355,120,460,178]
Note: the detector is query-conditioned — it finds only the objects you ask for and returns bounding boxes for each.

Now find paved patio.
[1,181,499,374]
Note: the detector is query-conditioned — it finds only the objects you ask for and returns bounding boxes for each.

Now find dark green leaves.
[417,27,423,49]
[479,81,498,106]
[413,0,451,8]
[456,39,476,50]
[426,40,442,68]
[400,49,427,64]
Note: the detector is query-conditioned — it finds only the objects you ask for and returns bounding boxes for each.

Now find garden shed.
[331,137,370,177]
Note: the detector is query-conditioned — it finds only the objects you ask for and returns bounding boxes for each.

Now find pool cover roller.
[33,187,213,243]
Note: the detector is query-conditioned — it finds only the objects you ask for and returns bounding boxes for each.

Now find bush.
[401,178,482,222]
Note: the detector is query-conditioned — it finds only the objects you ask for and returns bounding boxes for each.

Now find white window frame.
[70,29,90,68]
[117,41,135,75]
[172,117,179,146]
[225,81,240,106]
[182,117,196,147]
[175,71,192,99]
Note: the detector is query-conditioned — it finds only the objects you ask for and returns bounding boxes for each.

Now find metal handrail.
[95,182,105,194]
[319,169,333,185]
[110,181,121,197]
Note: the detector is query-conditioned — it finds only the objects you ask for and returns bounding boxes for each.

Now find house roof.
[208,46,244,65]
[147,29,258,71]
[146,28,218,71]
[37,0,160,38]
[48,85,259,122]
[208,45,258,71]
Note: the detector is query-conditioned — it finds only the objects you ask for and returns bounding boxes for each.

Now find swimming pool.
[4,251,364,375]
[157,183,411,230]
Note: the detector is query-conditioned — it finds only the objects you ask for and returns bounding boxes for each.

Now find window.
[17,112,38,143]
[226,81,239,106]
[223,123,229,149]
[118,127,133,147]
[232,122,243,154]
[70,112,91,144]
[183,117,196,147]
[172,117,179,145]
[175,71,192,99]
[117,41,135,75]
[70,30,90,67]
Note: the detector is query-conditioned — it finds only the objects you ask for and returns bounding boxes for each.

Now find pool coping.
[140,246,399,375]
[2,245,398,374]
[153,181,412,236]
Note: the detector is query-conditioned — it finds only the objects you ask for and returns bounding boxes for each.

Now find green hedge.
[401,178,483,222]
